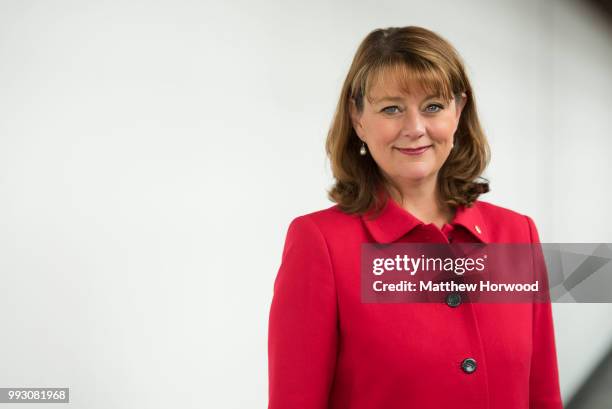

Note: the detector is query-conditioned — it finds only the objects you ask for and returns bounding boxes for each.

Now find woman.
[268,26,562,409]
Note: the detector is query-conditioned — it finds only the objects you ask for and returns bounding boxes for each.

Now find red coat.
[268,192,563,409]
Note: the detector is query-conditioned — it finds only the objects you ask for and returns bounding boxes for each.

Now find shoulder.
[473,199,527,220]
[471,200,540,243]
[297,204,360,228]
[284,204,363,243]
[277,204,362,266]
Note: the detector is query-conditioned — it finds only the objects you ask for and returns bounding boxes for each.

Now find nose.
[400,108,425,138]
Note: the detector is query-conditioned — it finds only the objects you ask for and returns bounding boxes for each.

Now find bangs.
[363,60,455,104]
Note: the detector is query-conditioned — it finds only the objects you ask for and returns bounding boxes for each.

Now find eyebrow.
[372,94,441,104]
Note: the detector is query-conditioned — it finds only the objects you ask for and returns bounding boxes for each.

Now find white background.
[1,0,611,407]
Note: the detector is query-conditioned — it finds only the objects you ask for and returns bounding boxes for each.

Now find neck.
[384,176,455,229]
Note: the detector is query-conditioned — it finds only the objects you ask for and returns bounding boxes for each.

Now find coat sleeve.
[525,215,563,409]
[268,215,338,409]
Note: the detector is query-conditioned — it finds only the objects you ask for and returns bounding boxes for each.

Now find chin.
[394,172,434,183]
[397,166,435,181]
[408,175,433,182]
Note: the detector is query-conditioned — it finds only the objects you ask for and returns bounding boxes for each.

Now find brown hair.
[325,26,490,218]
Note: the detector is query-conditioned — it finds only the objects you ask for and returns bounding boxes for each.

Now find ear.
[349,98,366,141]
[454,92,467,120]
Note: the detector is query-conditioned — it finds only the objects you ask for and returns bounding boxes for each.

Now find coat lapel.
[361,187,490,244]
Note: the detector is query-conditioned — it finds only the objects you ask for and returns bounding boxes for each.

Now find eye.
[425,104,444,113]
[381,106,401,114]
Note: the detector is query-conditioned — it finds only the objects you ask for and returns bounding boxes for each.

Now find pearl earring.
[359,141,367,156]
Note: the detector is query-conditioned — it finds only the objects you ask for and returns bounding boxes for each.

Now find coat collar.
[361,187,490,244]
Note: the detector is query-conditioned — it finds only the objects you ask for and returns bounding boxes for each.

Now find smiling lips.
[395,145,432,156]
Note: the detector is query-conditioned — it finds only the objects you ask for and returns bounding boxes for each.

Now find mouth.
[394,145,432,156]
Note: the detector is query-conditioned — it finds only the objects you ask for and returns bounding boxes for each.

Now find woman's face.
[350,77,467,187]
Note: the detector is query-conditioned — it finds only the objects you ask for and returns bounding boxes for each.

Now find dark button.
[448,236,454,243]
[461,358,477,374]
[446,292,462,308]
